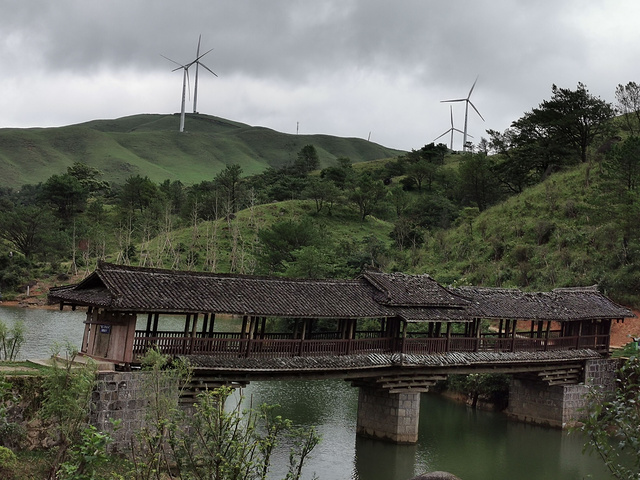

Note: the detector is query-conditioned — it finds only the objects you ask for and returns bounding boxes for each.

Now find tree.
[457,153,499,211]
[615,81,640,136]
[158,179,186,214]
[119,175,159,213]
[40,174,88,222]
[215,164,243,213]
[256,218,320,273]
[302,177,340,214]
[527,83,615,164]
[293,145,320,176]
[487,128,540,194]
[606,135,640,191]
[419,142,448,164]
[321,156,355,190]
[581,357,640,479]
[0,205,61,258]
[66,162,110,196]
[348,173,387,220]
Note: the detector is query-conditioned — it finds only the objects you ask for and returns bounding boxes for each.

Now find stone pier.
[505,358,619,428]
[90,371,178,451]
[356,386,421,444]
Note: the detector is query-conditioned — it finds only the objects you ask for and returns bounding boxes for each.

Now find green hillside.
[0,113,404,188]
[411,162,640,306]
[110,199,395,278]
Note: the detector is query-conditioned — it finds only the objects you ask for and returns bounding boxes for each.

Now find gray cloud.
[0,1,637,150]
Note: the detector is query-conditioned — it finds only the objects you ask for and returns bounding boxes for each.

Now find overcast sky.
[1,1,638,151]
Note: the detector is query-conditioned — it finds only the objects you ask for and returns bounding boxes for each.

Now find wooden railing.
[133,330,610,359]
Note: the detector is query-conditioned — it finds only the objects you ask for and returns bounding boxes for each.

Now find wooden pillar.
[544,321,551,351]
[293,319,300,339]
[537,321,544,338]
[498,319,504,338]
[145,313,153,336]
[208,314,216,337]
[189,314,199,354]
[510,318,517,352]
[152,313,159,337]
[183,314,192,336]
[475,319,481,352]
[240,316,248,339]
[260,317,267,339]
[575,321,583,349]
[245,316,255,357]
[201,313,209,335]
[445,322,452,352]
[81,307,94,354]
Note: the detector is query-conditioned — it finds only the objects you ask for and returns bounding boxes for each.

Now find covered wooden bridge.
[48,262,632,367]
[50,263,635,443]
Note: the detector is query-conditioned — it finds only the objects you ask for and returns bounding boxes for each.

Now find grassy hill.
[112,199,395,277]
[410,162,640,307]
[0,113,404,188]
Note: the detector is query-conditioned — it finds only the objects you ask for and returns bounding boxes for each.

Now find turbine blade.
[198,62,218,77]
[196,47,214,62]
[469,101,485,121]
[467,75,479,98]
[441,98,465,103]
[161,54,185,68]
[196,34,201,57]
[434,129,452,141]
[453,128,465,134]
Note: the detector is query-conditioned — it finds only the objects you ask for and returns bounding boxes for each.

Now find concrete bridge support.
[505,358,619,428]
[356,386,421,444]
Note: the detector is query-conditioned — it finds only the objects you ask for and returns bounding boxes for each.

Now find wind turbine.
[441,76,484,152]
[433,105,467,150]
[192,35,218,114]
[161,42,215,132]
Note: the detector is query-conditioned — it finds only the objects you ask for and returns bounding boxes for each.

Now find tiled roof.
[50,263,393,319]
[455,286,633,321]
[48,263,634,323]
[362,271,469,308]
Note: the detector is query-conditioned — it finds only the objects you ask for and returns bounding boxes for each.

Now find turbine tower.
[433,105,466,150]
[192,35,218,114]
[441,76,484,152]
[161,42,215,132]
